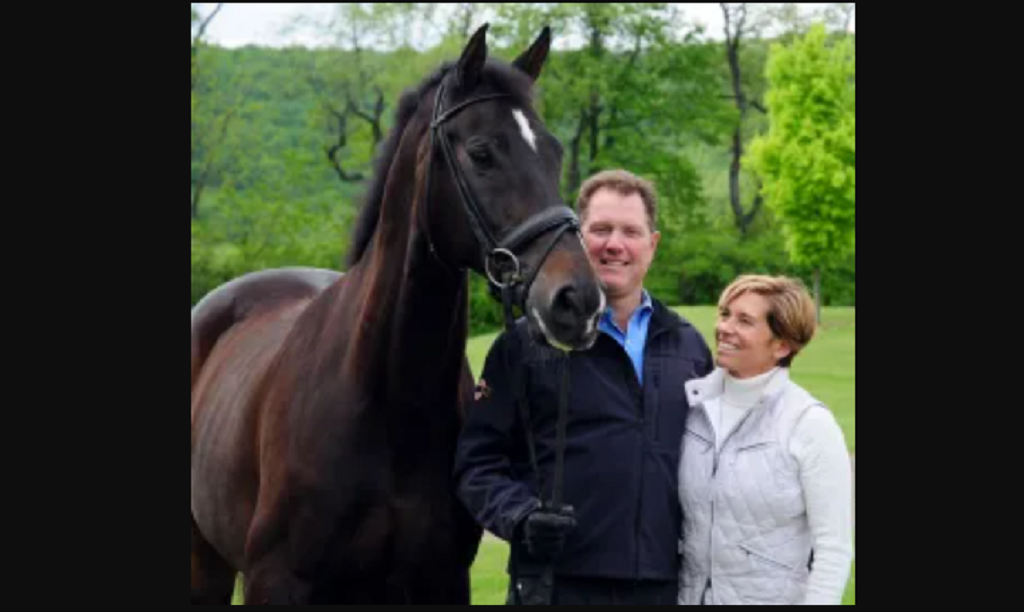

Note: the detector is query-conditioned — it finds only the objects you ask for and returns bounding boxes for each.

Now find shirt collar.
[639,289,653,312]
[600,289,653,327]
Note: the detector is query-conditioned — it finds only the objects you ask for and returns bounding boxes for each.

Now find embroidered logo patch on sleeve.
[474,379,491,401]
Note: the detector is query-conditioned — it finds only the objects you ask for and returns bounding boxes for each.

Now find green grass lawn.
[232,538,854,604]
[468,536,855,605]
[231,306,855,604]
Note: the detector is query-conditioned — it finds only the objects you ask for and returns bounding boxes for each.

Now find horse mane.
[344,58,536,268]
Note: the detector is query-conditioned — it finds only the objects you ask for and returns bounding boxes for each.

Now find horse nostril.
[552,286,585,319]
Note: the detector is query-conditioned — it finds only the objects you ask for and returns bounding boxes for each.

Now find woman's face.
[715,292,792,379]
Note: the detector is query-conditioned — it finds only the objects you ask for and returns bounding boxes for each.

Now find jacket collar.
[648,296,692,335]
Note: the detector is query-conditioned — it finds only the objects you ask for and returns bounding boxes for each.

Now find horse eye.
[468,146,493,168]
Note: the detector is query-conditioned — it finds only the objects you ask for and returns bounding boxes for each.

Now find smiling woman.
[678,274,854,605]
[715,276,816,378]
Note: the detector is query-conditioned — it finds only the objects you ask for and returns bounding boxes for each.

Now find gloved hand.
[521,503,576,561]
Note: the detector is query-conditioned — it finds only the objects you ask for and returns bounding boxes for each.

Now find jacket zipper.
[697,406,717,596]
[630,320,681,581]
[634,323,675,579]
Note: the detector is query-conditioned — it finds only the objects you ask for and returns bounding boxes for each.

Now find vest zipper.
[698,396,761,604]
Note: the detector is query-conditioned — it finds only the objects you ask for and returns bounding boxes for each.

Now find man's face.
[581,187,660,301]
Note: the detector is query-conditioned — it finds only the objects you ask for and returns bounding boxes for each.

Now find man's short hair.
[576,169,658,231]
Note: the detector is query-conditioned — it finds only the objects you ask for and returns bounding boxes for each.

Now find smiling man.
[579,170,661,337]
[454,169,714,605]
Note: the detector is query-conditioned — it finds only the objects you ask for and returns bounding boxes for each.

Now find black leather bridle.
[421,71,581,317]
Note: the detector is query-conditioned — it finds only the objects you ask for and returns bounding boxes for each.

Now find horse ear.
[512,26,552,82]
[456,23,489,91]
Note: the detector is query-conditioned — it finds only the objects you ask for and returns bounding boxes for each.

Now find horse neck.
[356,130,471,415]
[390,239,470,406]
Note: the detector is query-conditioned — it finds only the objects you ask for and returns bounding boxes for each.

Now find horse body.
[192,24,604,604]
[192,204,480,604]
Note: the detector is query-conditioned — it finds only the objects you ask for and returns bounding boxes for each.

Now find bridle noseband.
[421,72,581,315]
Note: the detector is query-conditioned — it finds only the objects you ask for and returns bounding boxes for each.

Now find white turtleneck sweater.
[705,367,854,605]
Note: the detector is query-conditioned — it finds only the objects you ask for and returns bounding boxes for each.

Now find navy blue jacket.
[453,299,714,581]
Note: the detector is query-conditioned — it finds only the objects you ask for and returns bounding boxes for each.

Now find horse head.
[416,24,604,351]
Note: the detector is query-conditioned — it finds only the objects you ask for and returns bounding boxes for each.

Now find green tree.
[747,24,855,322]
[491,4,731,198]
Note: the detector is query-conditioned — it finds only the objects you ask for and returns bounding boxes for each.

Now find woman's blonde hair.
[718,275,817,367]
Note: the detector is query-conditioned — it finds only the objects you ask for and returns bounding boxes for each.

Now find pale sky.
[192,3,854,49]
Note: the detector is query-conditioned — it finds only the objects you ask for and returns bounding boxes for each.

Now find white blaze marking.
[512,109,537,152]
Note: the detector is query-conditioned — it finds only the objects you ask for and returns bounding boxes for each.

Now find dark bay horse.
[191,24,605,604]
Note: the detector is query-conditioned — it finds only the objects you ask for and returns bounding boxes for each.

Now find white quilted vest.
[677,367,821,605]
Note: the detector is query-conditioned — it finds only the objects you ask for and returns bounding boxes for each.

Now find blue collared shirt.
[598,289,654,384]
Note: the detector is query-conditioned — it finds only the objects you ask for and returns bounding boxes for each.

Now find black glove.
[521,503,576,561]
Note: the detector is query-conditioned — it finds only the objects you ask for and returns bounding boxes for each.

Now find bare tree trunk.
[728,126,748,233]
[722,3,764,236]
[604,106,618,154]
[348,88,385,147]
[191,3,223,93]
[602,35,641,157]
[582,10,604,176]
[324,107,365,183]
[307,19,387,187]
